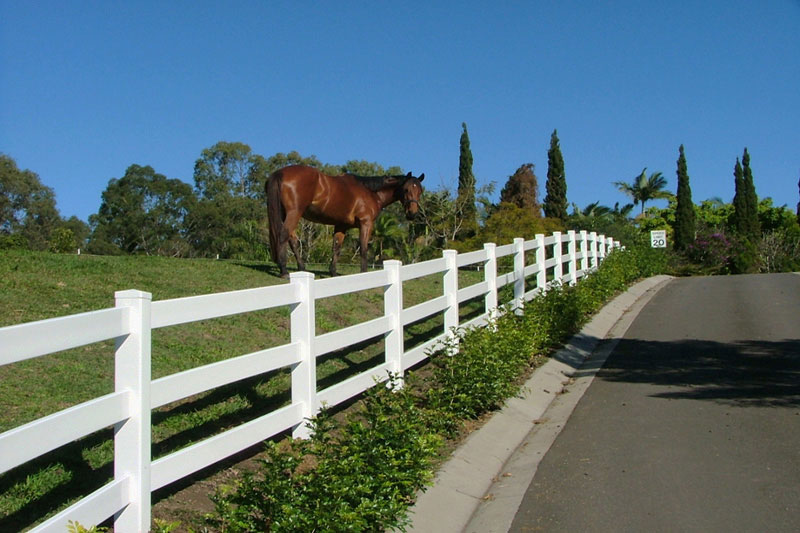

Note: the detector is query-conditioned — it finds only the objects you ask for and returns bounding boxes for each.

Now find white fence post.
[513,237,525,310]
[114,290,152,533]
[443,249,459,348]
[551,231,563,285]
[579,230,589,274]
[483,243,498,319]
[535,234,546,292]
[567,230,577,285]
[606,236,615,254]
[290,272,316,439]
[589,231,599,268]
[383,260,404,384]
[598,234,607,262]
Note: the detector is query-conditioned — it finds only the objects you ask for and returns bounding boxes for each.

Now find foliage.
[757,228,800,273]
[455,202,563,252]
[731,149,760,241]
[457,122,477,238]
[614,168,673,215]
[210,375,443,533]
[0,154,73,251]
[673,145,696,251]
[543,129,567,222]
[685,230,735,274]
[500,163,541,216]
[89,164,195,256]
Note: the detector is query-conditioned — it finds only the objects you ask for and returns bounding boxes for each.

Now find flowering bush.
[686,231,734,273]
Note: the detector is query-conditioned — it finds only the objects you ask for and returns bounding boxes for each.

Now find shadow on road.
[577,337,800,408]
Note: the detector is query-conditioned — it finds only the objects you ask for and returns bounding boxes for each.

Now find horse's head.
[400,172,424,220]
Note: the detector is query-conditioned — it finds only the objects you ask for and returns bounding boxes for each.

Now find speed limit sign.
[650,230,667,248]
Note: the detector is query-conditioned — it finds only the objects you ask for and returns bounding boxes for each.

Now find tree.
[614,168,672,215]
[457,122,477,238]
[89,164,195,256]
[193,141,270,200]
[0,154,63,250]
[673,145,696,251]
[543,129,567,222]
[731,149,760,240]
[797,172,800,226]
[500,163,541,216]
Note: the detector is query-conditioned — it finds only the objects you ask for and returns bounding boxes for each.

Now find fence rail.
[0,231,619,532]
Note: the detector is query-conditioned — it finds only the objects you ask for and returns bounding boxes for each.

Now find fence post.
[290,272,316,439]
[483,243,498,320]
[535,234,546,293]
[607,236,615,254]
[513,237,525,310]
[551,231,563,286]
[114,289,152,533]
[589,231,598,268]
[383,260,404,384]
[567,230,577,285]
[579,230,589,275]
[443,249,459,348]
[598,234,607,262]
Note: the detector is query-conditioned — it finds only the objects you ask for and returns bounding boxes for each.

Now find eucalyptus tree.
[89,164,195,256]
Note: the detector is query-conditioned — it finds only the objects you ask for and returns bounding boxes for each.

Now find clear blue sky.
[2,1,799,223]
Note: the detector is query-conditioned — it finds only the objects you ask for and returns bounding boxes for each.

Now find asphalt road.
[509,273,800,533]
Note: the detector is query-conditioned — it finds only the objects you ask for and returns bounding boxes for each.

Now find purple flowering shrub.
[686,231,734,273]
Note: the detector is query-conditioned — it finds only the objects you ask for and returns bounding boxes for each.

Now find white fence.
[0,231,618,532]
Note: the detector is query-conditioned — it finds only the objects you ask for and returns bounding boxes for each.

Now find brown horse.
[267,165,424,277]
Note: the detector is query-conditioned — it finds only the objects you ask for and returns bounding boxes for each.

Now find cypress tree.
[741,148,760,240]
[673,145,696,251]
[457,122,477,238]
[544,129,567,222]
[732,157,746,234]
[796,172,800,226]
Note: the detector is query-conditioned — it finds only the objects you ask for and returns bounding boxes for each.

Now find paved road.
[509,273,800,533]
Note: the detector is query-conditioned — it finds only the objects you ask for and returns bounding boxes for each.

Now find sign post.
[650,230,667,248]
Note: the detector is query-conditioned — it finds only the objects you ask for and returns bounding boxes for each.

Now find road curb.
[405,275,674,533]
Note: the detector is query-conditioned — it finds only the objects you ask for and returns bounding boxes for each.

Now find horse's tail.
[266,170,285,263]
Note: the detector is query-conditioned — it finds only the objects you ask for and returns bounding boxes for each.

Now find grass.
[0,250,488,531]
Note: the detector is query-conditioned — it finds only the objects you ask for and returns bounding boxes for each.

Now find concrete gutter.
[405,275,674,533]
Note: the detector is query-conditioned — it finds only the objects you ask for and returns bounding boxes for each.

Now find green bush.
[210,375,442,533]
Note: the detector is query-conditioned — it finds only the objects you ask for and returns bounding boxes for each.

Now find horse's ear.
[406,172,412,178]
[418,173,425,182]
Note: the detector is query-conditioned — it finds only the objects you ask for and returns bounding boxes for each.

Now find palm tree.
[614,168,673,215]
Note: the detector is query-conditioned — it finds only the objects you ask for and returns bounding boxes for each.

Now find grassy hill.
[0,250,482,530]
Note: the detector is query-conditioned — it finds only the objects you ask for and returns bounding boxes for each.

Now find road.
[509,273,800,532]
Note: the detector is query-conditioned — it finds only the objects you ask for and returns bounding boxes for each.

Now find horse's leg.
[358,219,374,273]
[330,226,346,276]
[283,211,306,274]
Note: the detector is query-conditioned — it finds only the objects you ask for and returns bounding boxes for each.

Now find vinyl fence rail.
[0,231,619,532]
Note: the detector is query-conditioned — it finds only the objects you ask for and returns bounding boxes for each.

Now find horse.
[267,165,424,277]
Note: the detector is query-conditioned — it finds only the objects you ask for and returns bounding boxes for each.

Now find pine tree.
[673,145,696,251]
[741,148,760,239]
[457,122,477,238]
[544,129,567,222]
[500,163,541,216]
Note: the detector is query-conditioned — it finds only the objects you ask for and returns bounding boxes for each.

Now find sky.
[1,1,799,223]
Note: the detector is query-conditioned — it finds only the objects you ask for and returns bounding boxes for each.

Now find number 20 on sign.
[650,230,667,248]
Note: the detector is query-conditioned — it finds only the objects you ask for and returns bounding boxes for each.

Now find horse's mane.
[347,174,407,192]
